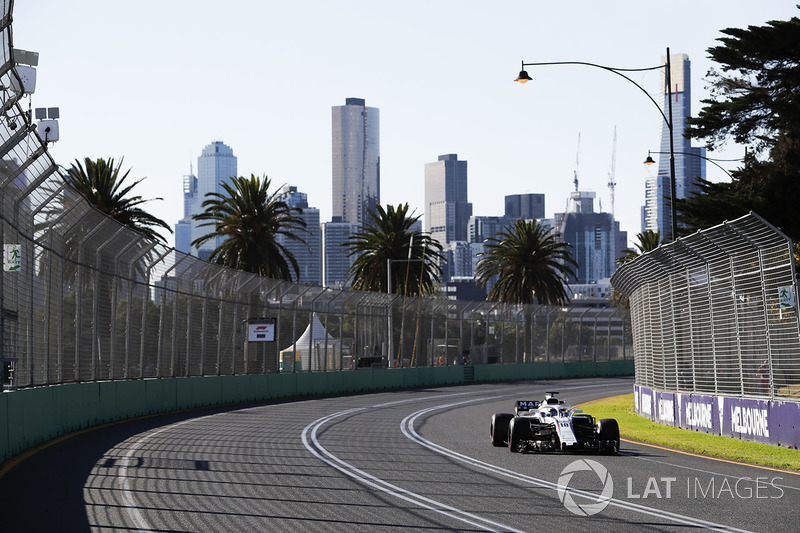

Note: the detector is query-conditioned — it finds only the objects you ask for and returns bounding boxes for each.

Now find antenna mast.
[573,132,581,192]
[608,126,617,217]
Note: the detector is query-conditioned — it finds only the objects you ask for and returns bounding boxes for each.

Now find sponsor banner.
[634,384,655,421]
[722,397,772,444]
[768,401,800,447]
[656,391,677,425]
[678,393,718,434]
[635,385,800,448]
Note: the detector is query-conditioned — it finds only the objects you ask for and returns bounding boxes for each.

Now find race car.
[490,391,620,454]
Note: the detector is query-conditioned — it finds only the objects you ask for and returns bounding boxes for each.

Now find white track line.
[301,390,524,532]
[118,416,217,532]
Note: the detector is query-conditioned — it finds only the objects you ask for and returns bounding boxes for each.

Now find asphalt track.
[2,376,799,532]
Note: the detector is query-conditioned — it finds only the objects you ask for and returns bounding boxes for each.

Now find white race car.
[490,391,620,454]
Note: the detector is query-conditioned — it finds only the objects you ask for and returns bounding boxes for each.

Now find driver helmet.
[549,408,558,417]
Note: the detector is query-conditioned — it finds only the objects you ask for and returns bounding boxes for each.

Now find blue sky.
[14,1,799,245]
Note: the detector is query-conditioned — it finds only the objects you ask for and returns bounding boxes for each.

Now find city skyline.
[17,1,798,249]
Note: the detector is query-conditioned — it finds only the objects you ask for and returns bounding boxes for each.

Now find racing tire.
[490,413,514,447]
[508,417,530,453]
[597,418,620,455]
[571,414,595,448]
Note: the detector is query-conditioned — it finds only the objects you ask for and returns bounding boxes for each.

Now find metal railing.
[0,2,630,389]
[612,212,800,400]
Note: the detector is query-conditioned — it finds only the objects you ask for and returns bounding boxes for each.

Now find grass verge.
[577,394,800,471]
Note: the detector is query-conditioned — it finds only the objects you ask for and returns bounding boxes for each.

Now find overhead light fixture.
[514,70,532,83]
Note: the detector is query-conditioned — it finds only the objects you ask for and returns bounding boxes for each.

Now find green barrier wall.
[0,360,633,467]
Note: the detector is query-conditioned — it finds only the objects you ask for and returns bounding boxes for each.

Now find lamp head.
[644,154,656,165]
[515,69,532,83]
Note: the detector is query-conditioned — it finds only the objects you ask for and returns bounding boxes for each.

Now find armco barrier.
[0,361,633,466]
[634,384,800,448]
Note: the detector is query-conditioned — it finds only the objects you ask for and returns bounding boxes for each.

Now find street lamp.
[645,150,743,180]
[515,48,677,240]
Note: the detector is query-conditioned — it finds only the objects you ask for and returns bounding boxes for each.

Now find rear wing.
[515,400,540,414]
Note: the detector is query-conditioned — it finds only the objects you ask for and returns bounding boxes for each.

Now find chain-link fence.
[0,3,630,390]
[612,212,800,400]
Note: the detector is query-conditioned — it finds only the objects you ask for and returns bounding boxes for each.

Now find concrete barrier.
[0,360,633,466]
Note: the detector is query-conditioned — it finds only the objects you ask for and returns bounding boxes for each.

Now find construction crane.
[608,126,617,218]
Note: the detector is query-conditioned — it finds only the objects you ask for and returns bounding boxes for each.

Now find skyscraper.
[643,53,706,237]
[332,98,380,225]
[556,191,627,284]
[467,215,509,244]
[278,186,321,286]
[505,193,545,221]
[174,168,197,254]
[190,141,238,260]
[322,220,360,289]
[424,154,472,246]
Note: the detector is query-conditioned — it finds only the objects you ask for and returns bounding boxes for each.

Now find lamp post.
[515,48,677,240]
[645,150,742,180]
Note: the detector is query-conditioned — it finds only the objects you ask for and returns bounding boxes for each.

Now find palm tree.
[192,174,308,280]
[615,230,662,264]
[476,219,576,306]
[345,203,443,296]
[65,157,171,243]
[476,220,576,363]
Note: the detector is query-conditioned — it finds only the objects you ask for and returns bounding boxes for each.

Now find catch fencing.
[0,3,630,390]
[612,212,800,401]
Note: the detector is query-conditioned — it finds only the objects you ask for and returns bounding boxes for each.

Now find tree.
[345,203,443,296]
[476,219,576,306]
[192,174,308,280]
[680,11,800,239]
[616,230,662,264]
[65,157,171,243]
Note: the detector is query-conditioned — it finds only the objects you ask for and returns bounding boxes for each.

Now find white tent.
[279,313,340,371]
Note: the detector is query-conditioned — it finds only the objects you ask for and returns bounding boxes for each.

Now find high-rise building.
[278,186,321,286]
[505,193,545,221]
[556,191,627,285]
[424,154,472,246]
[643,53,706,237]
[174,168,197,254]
[322,219,361,289]
[441,241,474,280]
[467,215,509,244]
[190,141,237,260]
[331,98,380,225]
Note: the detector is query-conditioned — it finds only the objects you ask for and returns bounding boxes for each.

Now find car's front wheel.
[597,418,620,455]
[490,413,514,447]
[508,417,530,453]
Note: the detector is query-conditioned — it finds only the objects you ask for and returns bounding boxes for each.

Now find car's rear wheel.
[597,418,620,454]
[490,413,514,447]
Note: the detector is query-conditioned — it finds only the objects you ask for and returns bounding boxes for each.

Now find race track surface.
[2,376,798,532]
